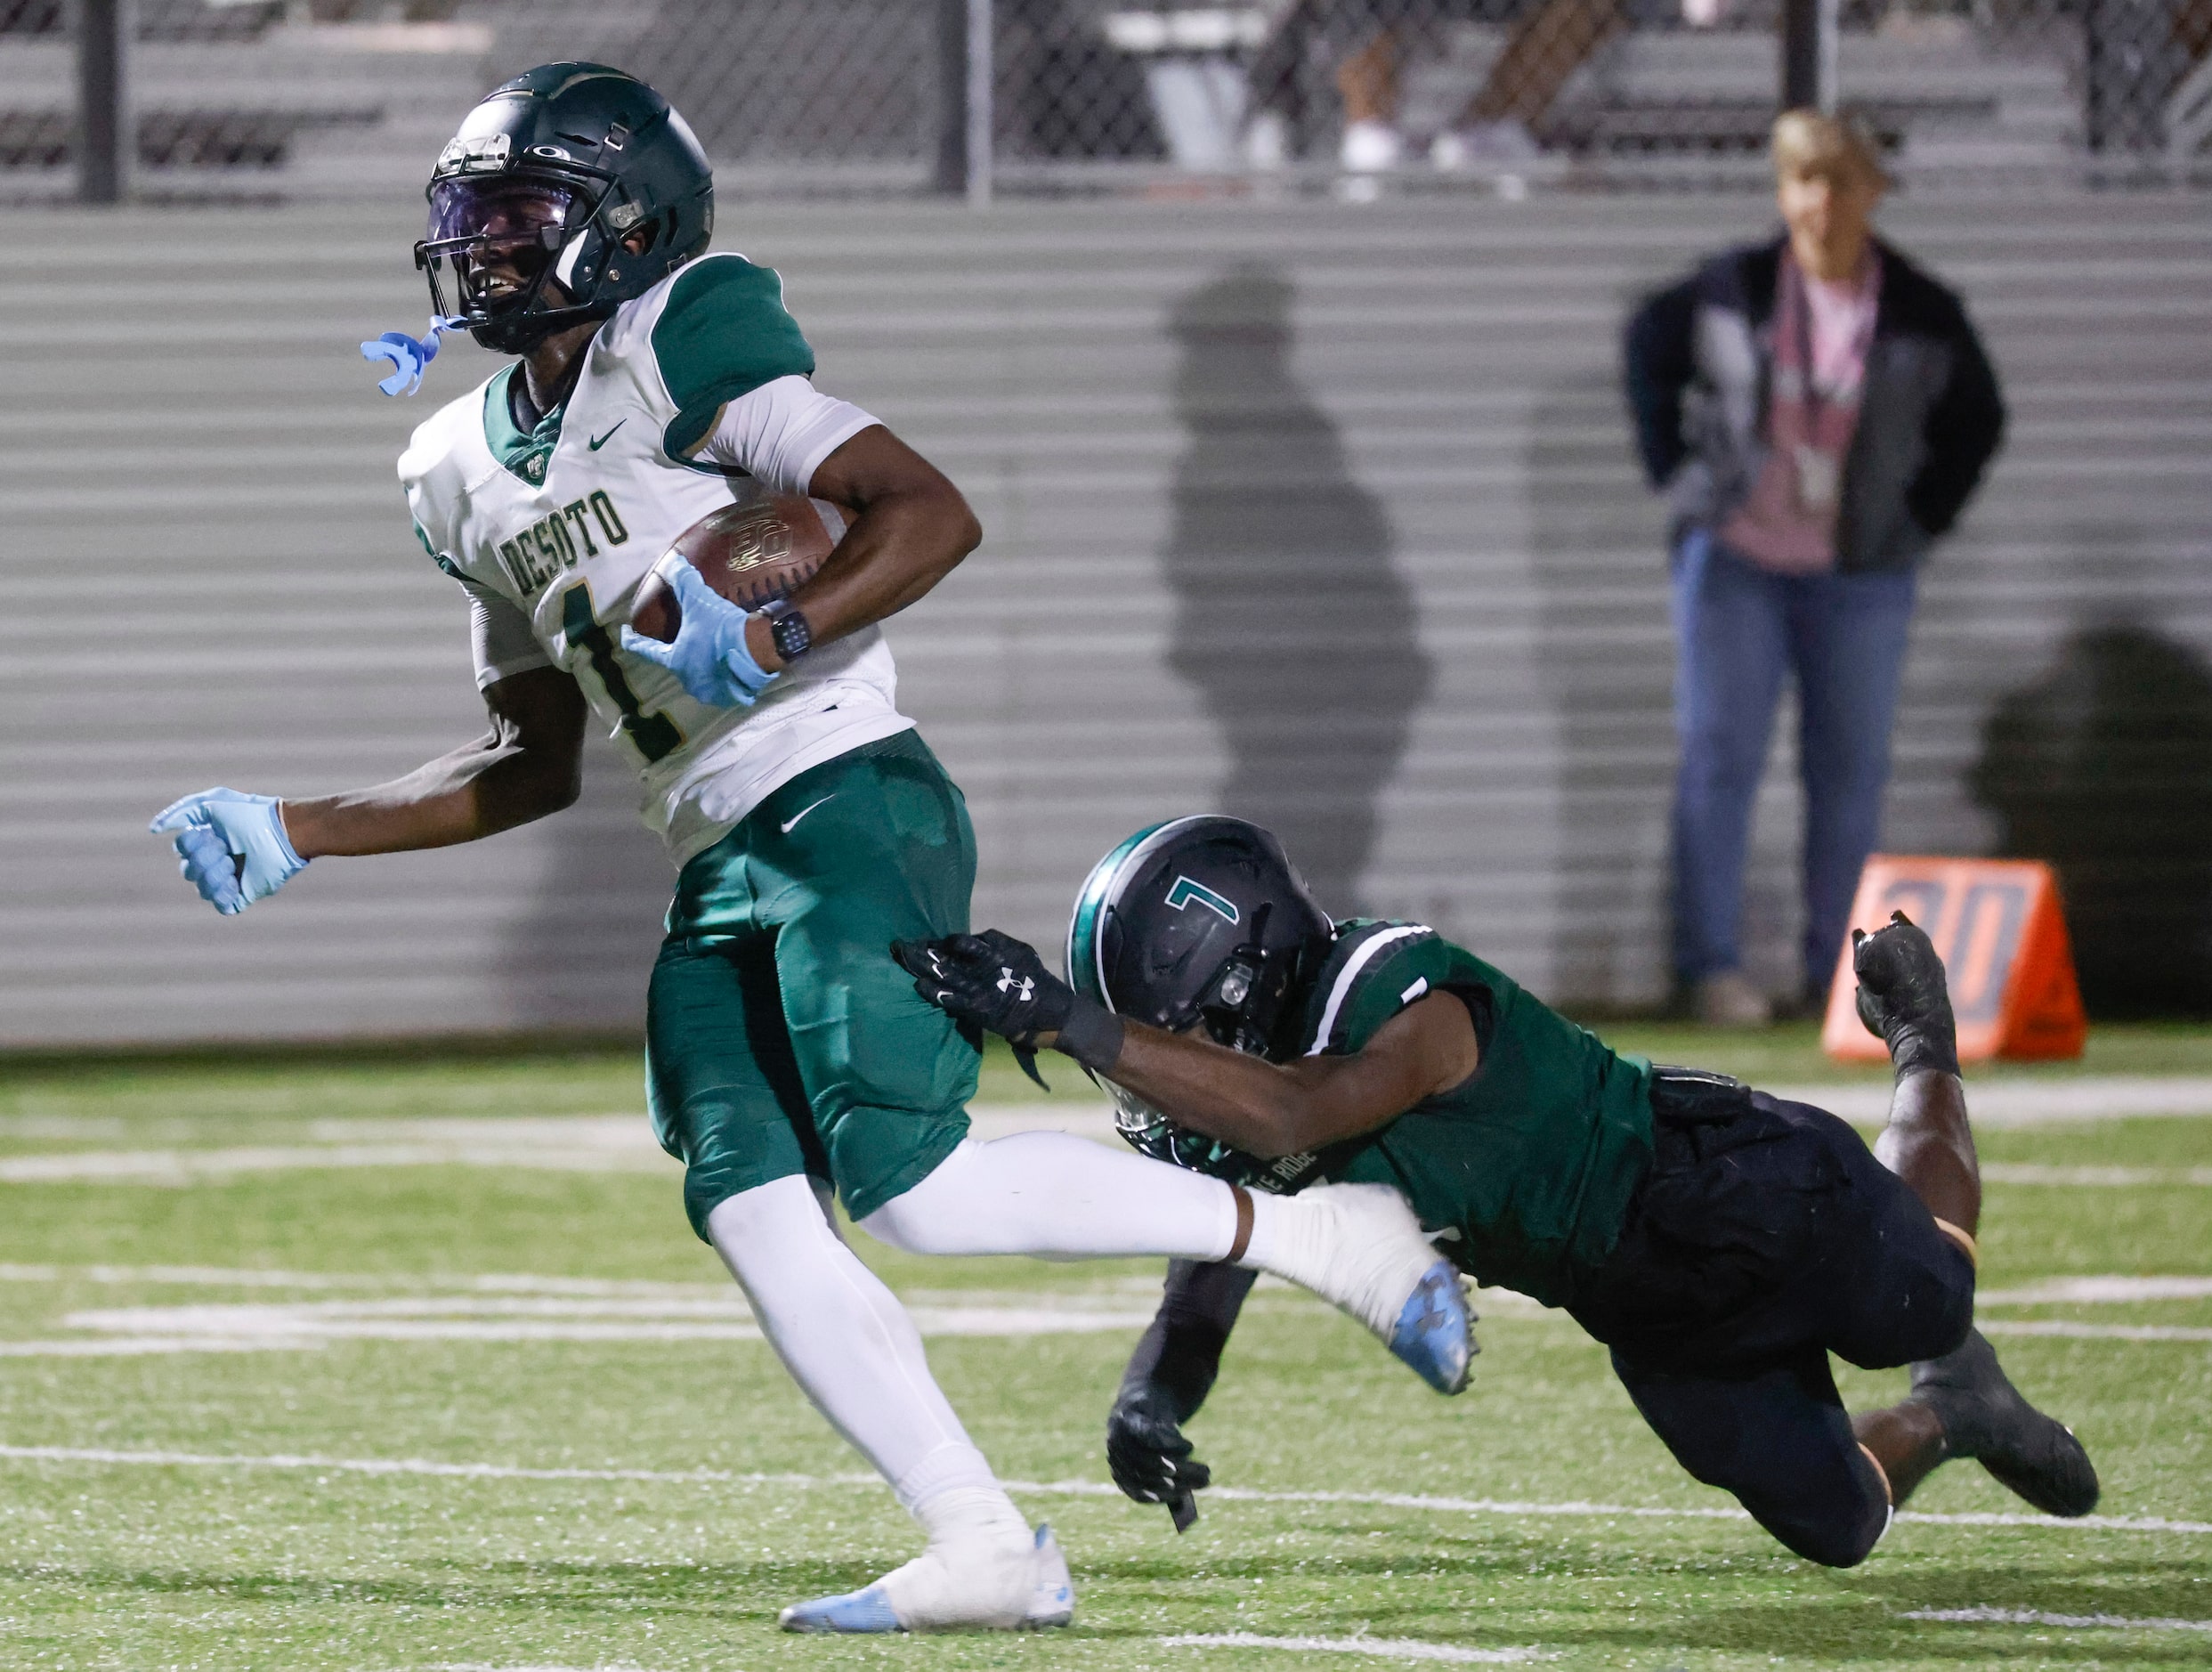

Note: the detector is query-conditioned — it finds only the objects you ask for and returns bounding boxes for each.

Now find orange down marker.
[1821,856,2087,1064]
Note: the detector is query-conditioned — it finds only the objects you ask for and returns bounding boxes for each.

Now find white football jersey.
[400,252,915,864]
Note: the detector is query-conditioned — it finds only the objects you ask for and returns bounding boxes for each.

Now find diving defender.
[899,817,2099,1568]
[149,68,1471,1632]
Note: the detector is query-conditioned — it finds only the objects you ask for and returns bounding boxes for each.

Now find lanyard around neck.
[1789,255,1877,426]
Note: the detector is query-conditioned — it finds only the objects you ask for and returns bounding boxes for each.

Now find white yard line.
[1980,1163,2212,1186]
[1903,1605,2212,1634]
[1185,1483,2212,1536]
[0,1445,2202,1535]
[0,1263,2200,1356]
[433,1665,654,1672]
[8,1261,2201,1309]
[0,1143,677,1184]
[433,1665,653,1672]
[2,1082,2206,1183]
[0,1443,876,1487]
[0,1337,296,1357]
[422,1663,645,1672]
[0,1266,1175,1356]
[0,1291,1156,1356]
[1980,1275,2212,1304]
[1775,1076,2212,1126]
[0,1107,1112,1182]
[1162,1633,1554,1663]
[1981,1320,2212,1342]
[0,1262,1165,1303]
[0,1263,735,1295]
[0,1117,129,1140]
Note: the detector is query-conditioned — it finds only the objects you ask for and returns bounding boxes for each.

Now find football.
[628,490,845,642]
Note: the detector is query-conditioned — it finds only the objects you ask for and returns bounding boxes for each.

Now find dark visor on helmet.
[417,178,601,321]
[425,177,576,247]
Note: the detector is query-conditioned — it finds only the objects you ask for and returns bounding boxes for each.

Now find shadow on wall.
[1971,623,2212,1017]
[1160,264,1431,920]
[496,733,670,1031]
[1526,369,1677,1008]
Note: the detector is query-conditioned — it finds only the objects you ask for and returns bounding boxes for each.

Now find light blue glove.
[618,559,779,709]
[149,788,307,916]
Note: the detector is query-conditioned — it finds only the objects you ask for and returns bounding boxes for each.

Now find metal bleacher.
[0,0,2171,203]
[1373,15,2080,188]
[0,2,490,202]
[0,0,688,205]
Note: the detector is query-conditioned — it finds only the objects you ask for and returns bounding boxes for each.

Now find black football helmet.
[1066,816,1334,1189]
[417,62,713,355]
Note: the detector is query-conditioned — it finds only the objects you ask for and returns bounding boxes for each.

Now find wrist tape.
[1053,996,1125,1073]
[1886,1022,1960,1082]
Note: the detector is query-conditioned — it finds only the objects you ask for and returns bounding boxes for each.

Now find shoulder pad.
[642,253,817,457]
[1300,921,1463,1057]
[397,379,497,556]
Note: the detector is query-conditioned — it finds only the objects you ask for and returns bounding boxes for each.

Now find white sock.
[860,1132,1240,1262]
[1239,1187,1288,1273]
[911,1483,1032,1551]
[1236,1184,1444,1336]
[705,1175,1025,1537]
[1240,1187,1317,1282]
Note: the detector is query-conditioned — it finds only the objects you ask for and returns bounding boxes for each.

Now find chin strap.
[361,316,466,397]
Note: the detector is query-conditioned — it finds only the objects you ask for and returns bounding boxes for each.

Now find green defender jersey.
[1306,921,1656,1307]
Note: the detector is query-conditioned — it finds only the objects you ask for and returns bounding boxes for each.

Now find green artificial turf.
[1592,1019,2212,1085]
[0,1043,2205,1668]
[8,1019,2210,1130]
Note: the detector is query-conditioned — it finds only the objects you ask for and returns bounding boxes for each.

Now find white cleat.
[1263,1182,1476,1393]
[1026,1522,1074,1627]
[778,1522,1074,1634]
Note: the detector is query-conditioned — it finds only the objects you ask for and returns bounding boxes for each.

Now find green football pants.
[645,729,980,1236]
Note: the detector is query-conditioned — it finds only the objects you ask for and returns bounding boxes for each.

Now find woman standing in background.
[1625,111,2006,1026]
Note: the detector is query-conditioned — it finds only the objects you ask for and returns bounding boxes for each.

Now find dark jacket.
[1623,234,2005,574]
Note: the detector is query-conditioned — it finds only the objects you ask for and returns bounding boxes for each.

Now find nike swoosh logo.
[780,796,835,835]
[587,419,627,450]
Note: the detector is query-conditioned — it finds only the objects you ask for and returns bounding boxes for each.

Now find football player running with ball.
[149,68,1471,1633]
[898,817,2101,1569]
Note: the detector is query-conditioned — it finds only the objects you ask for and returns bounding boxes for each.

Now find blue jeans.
[1670,530,1918,994]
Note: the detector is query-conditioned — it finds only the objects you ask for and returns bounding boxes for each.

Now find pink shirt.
[1719,251,1883,574]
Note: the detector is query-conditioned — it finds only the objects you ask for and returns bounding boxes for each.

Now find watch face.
[771,608,812,661]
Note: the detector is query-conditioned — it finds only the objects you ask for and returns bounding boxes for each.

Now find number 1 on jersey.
[561,581,684,765]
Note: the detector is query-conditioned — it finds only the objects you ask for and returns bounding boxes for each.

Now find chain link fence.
[0,1,464,200]
[4,0,2207,201]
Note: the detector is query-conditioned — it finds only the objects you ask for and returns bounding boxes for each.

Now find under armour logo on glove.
[891,930,1074,1051]
[892,927,1128,1087]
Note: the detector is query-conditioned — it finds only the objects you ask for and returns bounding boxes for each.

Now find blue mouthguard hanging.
[361,317,465,397]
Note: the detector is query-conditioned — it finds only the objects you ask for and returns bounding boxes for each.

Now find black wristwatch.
[761,598,813,663]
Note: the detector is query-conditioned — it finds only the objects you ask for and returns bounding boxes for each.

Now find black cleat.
[1909,1328,2100,1517]
[1853,912,1961,1079]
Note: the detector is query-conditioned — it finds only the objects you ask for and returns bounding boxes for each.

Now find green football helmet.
[417,62,714,354]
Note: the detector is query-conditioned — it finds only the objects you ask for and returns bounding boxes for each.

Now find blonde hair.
[1771,108,1889,187]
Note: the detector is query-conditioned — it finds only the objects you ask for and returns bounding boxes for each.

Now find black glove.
[1853,911,1961,1080]
[1107,1384,1211,1531]
[893,929,1125,1070]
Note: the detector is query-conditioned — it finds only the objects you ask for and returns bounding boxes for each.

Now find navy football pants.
[1576,1086,1975,1567]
